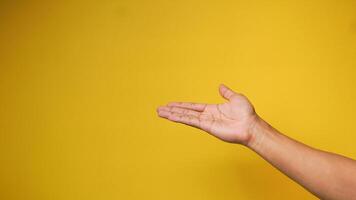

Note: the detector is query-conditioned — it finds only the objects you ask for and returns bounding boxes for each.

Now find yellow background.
[1,0,356,199]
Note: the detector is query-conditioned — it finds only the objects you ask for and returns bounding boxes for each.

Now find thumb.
[219,84,237,100]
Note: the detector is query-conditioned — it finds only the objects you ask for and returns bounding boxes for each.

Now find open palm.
[157,84,258,144]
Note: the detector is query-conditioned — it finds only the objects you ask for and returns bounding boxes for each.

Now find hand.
[157,84,259,144]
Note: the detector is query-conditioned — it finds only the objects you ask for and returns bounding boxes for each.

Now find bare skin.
[157,84,356,200]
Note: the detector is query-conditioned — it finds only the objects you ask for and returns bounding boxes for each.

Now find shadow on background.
[194,152,317,200]
[350,21,356,33]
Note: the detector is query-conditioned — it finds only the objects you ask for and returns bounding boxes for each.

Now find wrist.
[245,115,269,150]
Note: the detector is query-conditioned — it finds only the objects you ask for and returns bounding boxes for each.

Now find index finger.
[166,102,207,112]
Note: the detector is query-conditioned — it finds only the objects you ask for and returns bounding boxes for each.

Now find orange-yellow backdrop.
[1,0,356,199]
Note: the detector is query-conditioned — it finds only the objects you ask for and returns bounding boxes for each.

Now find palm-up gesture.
[158,84,356,200]
[157,84,258,144]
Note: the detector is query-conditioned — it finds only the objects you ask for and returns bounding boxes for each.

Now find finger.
[157,110,201,128]
[168,112,201,128]
[219,84,236,100]
[166,102,207,112]
[157,109,171,118]
[157,106,200,117]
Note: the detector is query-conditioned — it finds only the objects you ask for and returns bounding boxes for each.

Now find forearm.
[247,116,356,200]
